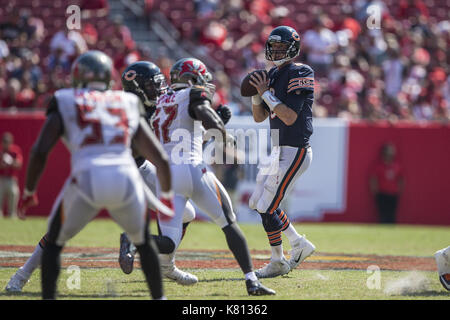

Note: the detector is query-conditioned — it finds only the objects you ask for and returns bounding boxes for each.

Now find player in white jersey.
[118,61,199,285]
[4,60,201,293]
[151,57,275,296]
[10,51,174,300]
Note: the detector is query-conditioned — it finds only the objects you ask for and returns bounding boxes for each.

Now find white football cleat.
[435,247,450,291]
[255,257,291,278]
[162,264,198,286]
[288,235,316,270]
[5,268,30,293]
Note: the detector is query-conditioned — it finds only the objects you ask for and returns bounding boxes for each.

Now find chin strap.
[273,57,292,67]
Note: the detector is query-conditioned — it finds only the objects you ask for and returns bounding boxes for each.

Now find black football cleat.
[246,279,276,296]
[118,233,135,274]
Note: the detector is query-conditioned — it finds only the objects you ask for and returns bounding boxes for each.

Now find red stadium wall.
[0,112,71,218]
[1,113,449,225]
[322,121,450,225]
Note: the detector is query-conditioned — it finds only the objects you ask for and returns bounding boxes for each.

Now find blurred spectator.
[114,44,141,75]
[0,10,22,42]
[398,0,429,20]
[106,15,136,51]
[49,30,87,72]
[0,40,9,59]
[81,23,99,48]
[270,6,297,30]
[249,0,274,25]
[199,21,229,50]
[1,79,21,109]
[382,48,405,115]
[212,70,230,107]
[80,0,109,18]
[0,132,23,219]
[194,0,220,19]
[303,15,338,77]
[369,143,404,224]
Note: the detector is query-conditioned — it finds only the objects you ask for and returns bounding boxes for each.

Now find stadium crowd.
[151,0,450,121]
[1,0,449,122]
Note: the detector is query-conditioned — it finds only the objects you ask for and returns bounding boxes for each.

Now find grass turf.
[0,217,449,300]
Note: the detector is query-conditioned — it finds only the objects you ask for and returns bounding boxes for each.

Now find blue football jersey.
[263,62,314,147]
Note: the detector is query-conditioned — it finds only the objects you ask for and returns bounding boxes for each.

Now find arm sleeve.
[188,86,213,119]
[46,95,64,135]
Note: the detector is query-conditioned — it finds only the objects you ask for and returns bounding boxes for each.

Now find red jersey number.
[152,105,178,144]
[76,104,129,146]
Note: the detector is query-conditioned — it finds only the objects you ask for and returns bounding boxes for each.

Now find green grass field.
[0,217,449,300]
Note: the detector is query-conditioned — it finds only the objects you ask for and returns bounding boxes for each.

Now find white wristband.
[251,95,262,105]
[160,190,174,199]
[261,90,282,111]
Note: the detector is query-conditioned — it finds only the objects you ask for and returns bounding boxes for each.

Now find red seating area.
[151,0,450,121]
[0,0,142,110]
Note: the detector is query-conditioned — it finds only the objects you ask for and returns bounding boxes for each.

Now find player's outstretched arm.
[18,111,63,218]
[190,100,227,136]
[133,118,172,193]
[25,112,63,193]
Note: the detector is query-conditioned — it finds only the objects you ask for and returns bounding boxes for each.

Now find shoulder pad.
[190,85,213,103]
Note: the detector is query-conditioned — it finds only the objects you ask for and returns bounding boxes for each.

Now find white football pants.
[46,164,148,246]
[249,145,312,214]
[158,162,236,248]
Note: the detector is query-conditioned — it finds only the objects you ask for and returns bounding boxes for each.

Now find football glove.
[18,190,38,220]
[216,104,232,125]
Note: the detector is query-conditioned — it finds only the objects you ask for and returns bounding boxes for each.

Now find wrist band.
[251,95,262,105]
[24,189,35,197]
[160,190,174,199]
[261,90,282,111]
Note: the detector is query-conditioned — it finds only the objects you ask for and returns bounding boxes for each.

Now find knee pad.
[152,235,175,254]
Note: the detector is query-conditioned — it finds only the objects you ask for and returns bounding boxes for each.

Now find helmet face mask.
[265,26,300,66]
[121,61,167,107]
[143,73,167,104]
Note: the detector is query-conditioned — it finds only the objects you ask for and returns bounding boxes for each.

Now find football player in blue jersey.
[248,26,316,278]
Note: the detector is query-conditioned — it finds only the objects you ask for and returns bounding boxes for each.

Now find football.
[240,69,268,97]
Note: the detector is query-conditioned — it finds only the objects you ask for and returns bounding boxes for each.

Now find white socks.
[283,224,302,244]
[21,243,44,277]
[271,245,284,261]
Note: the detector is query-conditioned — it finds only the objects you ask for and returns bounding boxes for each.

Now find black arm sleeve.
[46,96,64,135]
[188,86,213,119]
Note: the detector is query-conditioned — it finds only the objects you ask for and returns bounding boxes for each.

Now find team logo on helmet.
[292,31,300,41]
[180,59,206,77]
[124,69,137,81]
